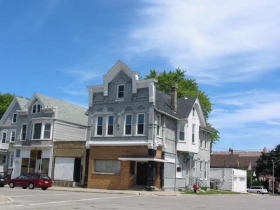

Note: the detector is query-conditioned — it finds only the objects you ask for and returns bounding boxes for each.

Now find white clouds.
[131,0,280,84]
[210,90,280,129]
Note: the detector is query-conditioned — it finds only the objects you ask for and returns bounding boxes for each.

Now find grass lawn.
[183,189,240,195]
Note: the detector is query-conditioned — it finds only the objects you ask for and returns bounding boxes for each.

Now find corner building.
[86,61,211,190]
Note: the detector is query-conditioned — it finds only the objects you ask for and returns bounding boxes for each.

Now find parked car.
[8,173,52,190]
[0,172,8,187]
[247,186,268,194]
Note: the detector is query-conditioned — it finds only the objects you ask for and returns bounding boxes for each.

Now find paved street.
[0,187,279,210]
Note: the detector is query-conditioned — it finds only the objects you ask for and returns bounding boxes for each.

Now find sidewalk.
[0,196,10,205]
[49,186,184,196]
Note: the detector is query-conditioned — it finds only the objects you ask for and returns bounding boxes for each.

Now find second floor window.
[107,116,114,135]
[137,114,144,135]
[125,115,132,135]
[21,124,27,140]
[10,131,16,142]
[12,113,17,123]
[1,132,7,143]
[32,122,52,140]
[179,123,184,141]
[192,124,195,143]
[117,85,124,99]
[97,117,103,136]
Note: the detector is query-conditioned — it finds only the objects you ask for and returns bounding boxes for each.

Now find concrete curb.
[49,187,183,197]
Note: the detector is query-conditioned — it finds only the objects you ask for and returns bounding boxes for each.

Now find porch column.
[146,161,156,191]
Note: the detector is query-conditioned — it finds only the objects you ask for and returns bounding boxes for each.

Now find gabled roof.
[16,97,29,109]
[155,90,210,130]
[0,97,28,125]
[23,93,88,126]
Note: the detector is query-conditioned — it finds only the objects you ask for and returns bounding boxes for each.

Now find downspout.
[174,121,179,190]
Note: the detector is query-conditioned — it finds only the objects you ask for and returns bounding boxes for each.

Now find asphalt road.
[0,187,279,210]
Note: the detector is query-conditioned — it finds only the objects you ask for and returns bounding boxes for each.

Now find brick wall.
[88,146,148,190]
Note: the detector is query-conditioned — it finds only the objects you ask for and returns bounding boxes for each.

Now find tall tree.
[256,144,280,181]
[0,92,15,119]
[145,69,219,145]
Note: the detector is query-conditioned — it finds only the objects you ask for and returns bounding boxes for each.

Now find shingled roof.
[211,151,262,168]
[36,93,88,126]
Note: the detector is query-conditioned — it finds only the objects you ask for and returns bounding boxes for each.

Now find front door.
[136,162,147,185]
[35,160,41,173]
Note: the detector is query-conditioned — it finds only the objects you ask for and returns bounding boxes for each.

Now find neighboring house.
[211,150,265,170]
[0,97,28,175]
[1,93,88,187]
[210,168,247,192]
[86,61,212,190]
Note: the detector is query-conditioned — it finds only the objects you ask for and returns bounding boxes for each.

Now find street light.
[272,160,280,195]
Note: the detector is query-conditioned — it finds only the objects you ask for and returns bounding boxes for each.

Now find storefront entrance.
[20,150,49,174]
[136,162,147,185]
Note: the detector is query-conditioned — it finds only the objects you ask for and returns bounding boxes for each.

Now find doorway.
[136,162,147,185]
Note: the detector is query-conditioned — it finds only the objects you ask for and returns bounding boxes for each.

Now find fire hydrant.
[193,183,199,193]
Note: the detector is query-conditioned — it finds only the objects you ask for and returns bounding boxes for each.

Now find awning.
[118,157,166,162]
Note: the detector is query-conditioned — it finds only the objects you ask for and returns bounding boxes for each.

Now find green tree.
[145,69,219,145]
[0,92,15,119]
[256,144,280,181]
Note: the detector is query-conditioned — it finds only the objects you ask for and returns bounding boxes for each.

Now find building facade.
[0,93,88,187]
[86,61,212,190]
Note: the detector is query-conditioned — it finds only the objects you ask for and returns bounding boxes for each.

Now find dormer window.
[32,103,42,114]
[117,85,124,99]
[12,113,17,123]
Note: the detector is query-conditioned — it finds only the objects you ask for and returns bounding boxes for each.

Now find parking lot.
[0,187,279,210]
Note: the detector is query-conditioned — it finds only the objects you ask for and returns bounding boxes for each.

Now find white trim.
[117,84,125,99]
[165,157,176,163]
[88,140,151,146]
[30,120,53,140]
[1,131,7,144]
[124,114,132,136]
[10,130,16,142]
[12,113,17,123]
[96,116,103,136]
[106,115,114,136]
[136,113,145,135]
[13,145,52,148]
[118,157,166,162]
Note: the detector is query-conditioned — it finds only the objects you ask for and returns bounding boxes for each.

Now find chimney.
[171,83,178,112]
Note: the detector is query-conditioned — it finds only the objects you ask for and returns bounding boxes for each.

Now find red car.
[8,173,52,190]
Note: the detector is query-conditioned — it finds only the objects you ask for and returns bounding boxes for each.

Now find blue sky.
[1,0,280,152]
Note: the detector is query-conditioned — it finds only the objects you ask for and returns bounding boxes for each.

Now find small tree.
[0,92,15,119]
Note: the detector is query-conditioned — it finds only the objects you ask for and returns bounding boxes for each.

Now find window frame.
[10,130,16,142]
[199,131,203,148]
[96,116,103,136]
[21,124,28,140]
[1,132,7,143]
[31,121,53,140]
[176,164,183,178]
[106,116,114,136]
[31,103,42,114]
[117,84,125,99]
[179,122,185,141]
[156,114,162,137]
[93,159,121,174]
[136,113,145,135]
[12,113,17,123]
[192,124,195,144]
[124,114,132,136]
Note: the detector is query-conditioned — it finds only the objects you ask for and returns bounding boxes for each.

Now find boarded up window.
[54,157,75,181]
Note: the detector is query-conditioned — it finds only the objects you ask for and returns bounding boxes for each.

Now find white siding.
[53,122,87,141]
